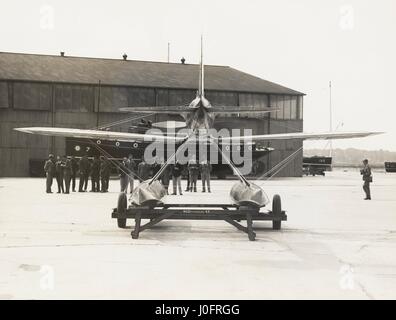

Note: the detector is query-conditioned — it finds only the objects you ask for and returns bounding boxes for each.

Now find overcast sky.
[1,0,395,151]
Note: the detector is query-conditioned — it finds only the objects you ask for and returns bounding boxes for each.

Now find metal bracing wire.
[148,132,194,185]
[257,146,304,185]
[89,113,155,130]
[212,141,250,186]
[88,140,144,182]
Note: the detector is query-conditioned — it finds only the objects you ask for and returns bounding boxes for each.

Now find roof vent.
[123,53,128,61]
[181,57,186,64]
[60,51,65,57]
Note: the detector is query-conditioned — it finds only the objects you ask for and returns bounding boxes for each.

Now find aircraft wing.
[219,131,383,142]
[14,127,188,143]
[209,106,279,114]
[119,106,189,114]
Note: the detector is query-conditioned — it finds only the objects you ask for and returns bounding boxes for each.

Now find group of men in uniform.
[44,154,111,194]
[44,154,374,200]
[169,159,212,195]
[44,152,213,196]
[117,156,212,196]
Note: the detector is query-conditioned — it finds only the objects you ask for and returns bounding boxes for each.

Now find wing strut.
[212,141,250,187]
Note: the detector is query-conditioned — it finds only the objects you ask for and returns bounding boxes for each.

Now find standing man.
[188,158,199,192]
[200,160,212,193]
[90,155,101,192]
[119,157,129,193]
[55,155,65,193]
[184,164,190,192]
[126,154,136,193]
[171,162,183,195]
[100,156,111,192]
[160,159,171,195]
[64,156,73,194]
[71,156,78,192]
[360,159,373,200]
[78,155,90,192]
[152,158,161,178]
[137,160,150,182]
[44,154,55,193]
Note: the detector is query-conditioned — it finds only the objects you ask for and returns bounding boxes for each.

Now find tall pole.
[201,34,204,97]
[329,81,333,159]
[167,42,170,63]
[96,80,101,128]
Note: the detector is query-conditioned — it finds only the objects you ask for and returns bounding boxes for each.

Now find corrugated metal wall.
[0,80,303,177]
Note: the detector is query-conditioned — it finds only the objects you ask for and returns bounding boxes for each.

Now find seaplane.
[14,38,382,210]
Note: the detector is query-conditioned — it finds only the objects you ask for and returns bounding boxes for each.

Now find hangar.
[0,52,304,177]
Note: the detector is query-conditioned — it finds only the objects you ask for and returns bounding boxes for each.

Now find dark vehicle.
[385,162,396,173]
[303,156,332,176]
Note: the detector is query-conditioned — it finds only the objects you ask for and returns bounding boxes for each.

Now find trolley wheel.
[117,192,127,228]
[272,194,282,230]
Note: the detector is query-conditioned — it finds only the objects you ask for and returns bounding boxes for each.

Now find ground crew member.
[90,155,101,192]
[71,156,78,192]
[100,156,110,192]
[161,161,171,195]
[171,162,183,195]
[360,159,372,200]
[64,156,73,194]
[78,155,90,192]
[44,154,55,193]
[55,155,65,193]
[184,164,190,192]
[152,158,161,178]
[119,157,129,193]
[127,154,136,193]
[137,160,150,182]
[200,160,212,193]
[188,158,199,192]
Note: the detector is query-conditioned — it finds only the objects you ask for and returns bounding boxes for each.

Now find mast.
[329,81,333,159]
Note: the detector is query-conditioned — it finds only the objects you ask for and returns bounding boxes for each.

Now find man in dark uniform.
[200,160,212,193]
[184,164,190,192]
[64,156,73,194]
[44,154,55,193]
[160,159,171,195]
[90,155,101,192]
[78,155,90,192]
[55,155,65,193]
[71,156,78,192]
[126,154,136,193]
[119,157,129,193]
[100,156,111,192]
[171,162,183,195]
[137,160,150,182]
[187,158,199,192]
[152,158,161,178]
[360,159,372,200]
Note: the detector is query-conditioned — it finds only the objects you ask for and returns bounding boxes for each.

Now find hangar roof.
[0,52,304,95]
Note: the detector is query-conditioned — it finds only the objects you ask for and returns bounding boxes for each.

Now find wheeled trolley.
[112,194,287,241]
